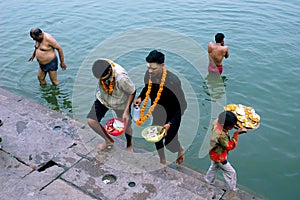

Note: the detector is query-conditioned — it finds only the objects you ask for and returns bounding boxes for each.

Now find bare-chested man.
[28,28,67,85]
[208,33,229,75]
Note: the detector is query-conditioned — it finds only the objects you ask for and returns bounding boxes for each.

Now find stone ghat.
[0,87,263,200]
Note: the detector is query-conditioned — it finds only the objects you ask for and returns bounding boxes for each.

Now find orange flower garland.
[100,60,115,95]
[136,67,167,126]
[100,78,114,95]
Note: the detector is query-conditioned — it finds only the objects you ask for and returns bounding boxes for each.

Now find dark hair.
[146,50,165,64]
[218,111,237,128]
[30,28,42,37]
[215,33,225,43]
[92,59,112,78]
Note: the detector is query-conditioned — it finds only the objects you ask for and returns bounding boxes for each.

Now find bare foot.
[126,145,134,152]
[97,142,114,151]
[160,159,167,165]
[176,146,185,165]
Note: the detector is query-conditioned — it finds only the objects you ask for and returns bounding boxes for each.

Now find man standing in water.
[208,33,229,75]
[28,28,67,85]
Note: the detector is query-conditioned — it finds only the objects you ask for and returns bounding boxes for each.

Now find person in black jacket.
[134,50,187,164]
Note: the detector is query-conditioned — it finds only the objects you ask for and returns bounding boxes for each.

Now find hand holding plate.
[237,127,248,134]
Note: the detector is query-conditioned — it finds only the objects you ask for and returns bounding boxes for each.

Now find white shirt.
[96,63,135,110]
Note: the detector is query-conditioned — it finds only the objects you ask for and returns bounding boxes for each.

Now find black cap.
[92,59,111,78]
[218,111,237,128]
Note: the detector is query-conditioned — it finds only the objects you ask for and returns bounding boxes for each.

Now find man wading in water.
[207,33,229,75]
[28,28,67,85]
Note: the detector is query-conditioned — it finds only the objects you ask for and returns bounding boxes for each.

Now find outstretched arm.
[219,128,247,151]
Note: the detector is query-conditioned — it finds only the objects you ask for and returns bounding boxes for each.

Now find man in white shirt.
[87,59,136,152]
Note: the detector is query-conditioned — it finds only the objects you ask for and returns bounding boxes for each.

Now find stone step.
[0,87,263,200]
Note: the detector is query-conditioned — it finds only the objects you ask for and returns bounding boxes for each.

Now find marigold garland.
[136,67,167,126]
[100,78,114,94]
[100,60,115,95]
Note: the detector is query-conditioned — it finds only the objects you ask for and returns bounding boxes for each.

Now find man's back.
[208,42,229,67]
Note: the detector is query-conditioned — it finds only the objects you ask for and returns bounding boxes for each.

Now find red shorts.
[208,65,223,74]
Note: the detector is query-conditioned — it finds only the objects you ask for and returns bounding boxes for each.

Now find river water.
[1,0,299,199]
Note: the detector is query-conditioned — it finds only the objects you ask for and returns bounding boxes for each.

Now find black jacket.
[139,70,187,126]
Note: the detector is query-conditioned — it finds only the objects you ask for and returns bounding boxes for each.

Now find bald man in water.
[207,33,229,75]
[28,28,67,85]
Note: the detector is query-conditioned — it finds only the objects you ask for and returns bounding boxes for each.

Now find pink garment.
[208,65,223,74]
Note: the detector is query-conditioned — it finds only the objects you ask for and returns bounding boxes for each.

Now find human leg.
[48,57,59,85]
[164,125,184,164]
[165,133,185,164]
[39,57,59,85]
[87,100,114,150]
[88,118,114,150]
[220,161,237,191]
[176,146,185,165]
[115,109,133,152]
[124,126,133,152]
[119,124,133,152]
[37,67,47,85]
[49,71,59,85]
[155,140,166,164]
[204,161,220,184]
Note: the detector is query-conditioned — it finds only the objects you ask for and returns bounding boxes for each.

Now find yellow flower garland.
[136,67,167,126]
[100,60,115,95]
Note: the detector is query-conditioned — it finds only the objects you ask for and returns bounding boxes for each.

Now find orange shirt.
[209,120,239,162]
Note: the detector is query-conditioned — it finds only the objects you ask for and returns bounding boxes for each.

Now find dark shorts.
[87,99,132,127]
[39,56,58,72]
